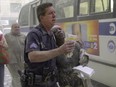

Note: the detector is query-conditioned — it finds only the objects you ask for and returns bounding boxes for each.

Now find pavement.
[4,65,12,87]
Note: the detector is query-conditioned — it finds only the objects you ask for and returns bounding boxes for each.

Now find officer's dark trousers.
[0,64,4,87]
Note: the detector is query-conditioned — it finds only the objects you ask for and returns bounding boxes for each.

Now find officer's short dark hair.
[37,2,53,22]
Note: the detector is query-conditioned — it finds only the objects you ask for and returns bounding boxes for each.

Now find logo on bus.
[109,23,116,35]
[107,40,115,53]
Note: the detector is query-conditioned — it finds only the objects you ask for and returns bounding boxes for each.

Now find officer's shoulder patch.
[30,43,38,49]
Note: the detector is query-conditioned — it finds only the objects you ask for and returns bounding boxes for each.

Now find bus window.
[41,0,54,3]
[79,0,89,15]
[55,0,74,19]
[63,6,73,18]
[18,3,29,26]
[32,5,38,25]
[30,1,40,26]
[32,6,37,25]
[41,0,47,3]
[41,0,55,6]
[111,0,114,12]
[95,0,110,13]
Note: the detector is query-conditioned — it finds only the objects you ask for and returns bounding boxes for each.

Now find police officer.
[23,2,75,87]
[52,25,89,87]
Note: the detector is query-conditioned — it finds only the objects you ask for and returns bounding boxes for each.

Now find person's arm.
[28,41,75,62]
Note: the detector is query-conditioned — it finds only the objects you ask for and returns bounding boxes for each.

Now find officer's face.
[40,6,56,30]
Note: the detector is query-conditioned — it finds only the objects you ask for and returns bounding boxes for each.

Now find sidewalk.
[4,65,12,87]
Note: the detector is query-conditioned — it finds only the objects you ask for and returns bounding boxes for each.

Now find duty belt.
[34,74,57,86]
[27,71,57,86]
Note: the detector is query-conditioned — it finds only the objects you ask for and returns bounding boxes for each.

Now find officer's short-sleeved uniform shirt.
[24,24,57,75]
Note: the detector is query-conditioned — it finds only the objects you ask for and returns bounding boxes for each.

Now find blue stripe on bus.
[99,22,116,36]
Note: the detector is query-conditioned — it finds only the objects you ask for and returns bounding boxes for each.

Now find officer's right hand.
[58,41,75,54]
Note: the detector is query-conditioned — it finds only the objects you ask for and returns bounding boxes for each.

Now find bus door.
[18,0,40,35]
[29,0,40,27]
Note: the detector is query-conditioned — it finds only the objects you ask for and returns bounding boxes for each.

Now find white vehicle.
[3,28,11,34]
[18,0,116,87]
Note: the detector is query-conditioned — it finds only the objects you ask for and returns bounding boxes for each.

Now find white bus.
[18,0,116,87]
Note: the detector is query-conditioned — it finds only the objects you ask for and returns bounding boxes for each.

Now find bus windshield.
[55,0,74,19]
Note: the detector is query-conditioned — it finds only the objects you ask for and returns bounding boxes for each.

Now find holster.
[18,70,28,87]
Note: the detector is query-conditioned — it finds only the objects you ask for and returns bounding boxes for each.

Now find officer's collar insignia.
[30,43,38,48]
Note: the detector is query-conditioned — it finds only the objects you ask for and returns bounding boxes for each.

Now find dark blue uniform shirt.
[24,24,57,75]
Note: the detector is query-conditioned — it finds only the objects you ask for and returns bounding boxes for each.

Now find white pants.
[6,63,24,87]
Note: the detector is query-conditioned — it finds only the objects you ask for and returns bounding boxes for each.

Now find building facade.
[0,0,33,28]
